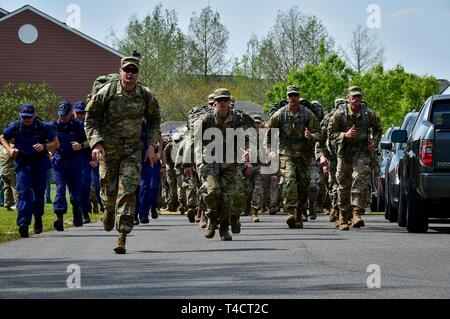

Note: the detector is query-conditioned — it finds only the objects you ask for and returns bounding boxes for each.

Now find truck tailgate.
[435,129,450,171]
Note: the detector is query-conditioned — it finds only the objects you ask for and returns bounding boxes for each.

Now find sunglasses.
[21,116,33,120]
[288,93,299,97]
[215,98,230,103]
[122,67,139,74]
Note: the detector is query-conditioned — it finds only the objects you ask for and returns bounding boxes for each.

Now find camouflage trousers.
[336,154,372,212]
[328,156,339,212]
[166,168,178,209]
[280,155,310,214]
[308,158,321,214]
[176,174,187,209]
[201,163,237,223]
[1,171,18,207]
[183,170,199,209]
[244,166,263,212]
[232,167,246,216]
[99,145,141,234]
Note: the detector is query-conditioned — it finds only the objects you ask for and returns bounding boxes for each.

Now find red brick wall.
[0,9,122,102]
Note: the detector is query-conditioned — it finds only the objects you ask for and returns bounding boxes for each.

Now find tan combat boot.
[250,208,260,223]
[351,207,365,228]
[195,208,202,223]
[337,210,350,231]
[286,211,296,229]
[219,222,232,241]
[295,211,304,229]
[113,233,127,254]
[199,211,208,228]
[329,209,338,223]
[230,215,241,234]
[205,217,217,239]
[102,211,115,232]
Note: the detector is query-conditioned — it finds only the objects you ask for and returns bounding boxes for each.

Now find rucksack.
[203,108,255,130]
[187,105,211,131]
[10,117,51,141]
[268,99,310,127]
[268,100,288,119]
[89,74,151,109]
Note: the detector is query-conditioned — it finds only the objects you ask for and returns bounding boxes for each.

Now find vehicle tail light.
[419,140,433,167]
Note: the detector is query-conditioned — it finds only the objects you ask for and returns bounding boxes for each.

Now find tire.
[397,183,407,227]
[377,183,385,213]
[388,203,398,223]
[384,192,390,220]
[370,193,377,212]
[406,181,428,233]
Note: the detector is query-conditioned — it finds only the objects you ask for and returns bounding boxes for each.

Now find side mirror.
[391,130,408,143]
[380,142,393,151]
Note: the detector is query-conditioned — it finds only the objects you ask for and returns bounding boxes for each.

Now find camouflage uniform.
[84,57,161,237]
[163,137,179,212]
[195,88,254,240]
[243,115,265,222]
[265,85,320,228]
[328,87,382,230]
[0,144,18,208]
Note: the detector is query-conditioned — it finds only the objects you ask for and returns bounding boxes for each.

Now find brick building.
[0,5,124,102]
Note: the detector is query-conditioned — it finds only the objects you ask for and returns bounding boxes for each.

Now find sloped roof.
[0,5,124,58]
[0,8,8,15]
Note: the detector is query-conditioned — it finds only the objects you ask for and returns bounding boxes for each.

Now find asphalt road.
[1,213,450,299]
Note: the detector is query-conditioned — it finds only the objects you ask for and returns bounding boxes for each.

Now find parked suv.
[371,126,398,212]
[381,111,418,223]
[392,95,450,233]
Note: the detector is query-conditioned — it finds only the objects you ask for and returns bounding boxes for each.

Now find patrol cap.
[208,94,215,104]
[58,100,72,116]
[214,88,231,100]
[348,86,363,96]
[335,98,346,106]
[74,100,87,114]
[19,104,35,117]
[311,100,321,105]
[287,85,300,95]
[252,114,262,123]
[121,56,140,69]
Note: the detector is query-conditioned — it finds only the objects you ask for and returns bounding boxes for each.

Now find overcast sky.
[1,0,449,79]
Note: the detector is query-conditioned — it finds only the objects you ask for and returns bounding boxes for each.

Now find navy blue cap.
[74,100,87,114]
[58,100,72,116]
[19,104,35,117]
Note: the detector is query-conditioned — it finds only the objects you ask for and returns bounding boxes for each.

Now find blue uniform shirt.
[3,119,56,157]
[51,118,87,168]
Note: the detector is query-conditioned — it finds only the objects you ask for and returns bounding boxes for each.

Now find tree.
[266,52,354,112]
[258,7,335,82]
[341,24,385,74]
[0,83,61,130]
[187,6,230,82]
[109,3,189,91]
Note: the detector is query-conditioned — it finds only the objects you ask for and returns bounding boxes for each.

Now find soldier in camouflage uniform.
[265,85,320,229]
[327,87,382,231]
[243,114,265,223]
[163,133,179,212]
[0,143,18,210]
[194,88,254,240]
[85,56,161,254]
[315,98,345,223]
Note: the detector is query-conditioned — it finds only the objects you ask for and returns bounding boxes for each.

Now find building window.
[18,24,39,44]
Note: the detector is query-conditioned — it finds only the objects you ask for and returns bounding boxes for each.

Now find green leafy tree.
[187,6,230,82]
[0,83,61,130]
[109,3,189,91]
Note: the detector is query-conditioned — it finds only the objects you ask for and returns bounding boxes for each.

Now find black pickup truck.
[392,94,450,233]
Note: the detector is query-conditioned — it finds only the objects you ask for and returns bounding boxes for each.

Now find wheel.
[397,183,407,227]
[377,182,385,212]
[370,193,377,212]
[384,192,390,220]
[406,181,428,233]
[388,202,398,223]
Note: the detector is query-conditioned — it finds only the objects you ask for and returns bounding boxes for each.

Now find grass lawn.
[0,204,102,243]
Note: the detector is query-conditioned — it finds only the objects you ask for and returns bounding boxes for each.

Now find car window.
[431,100,450,128]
